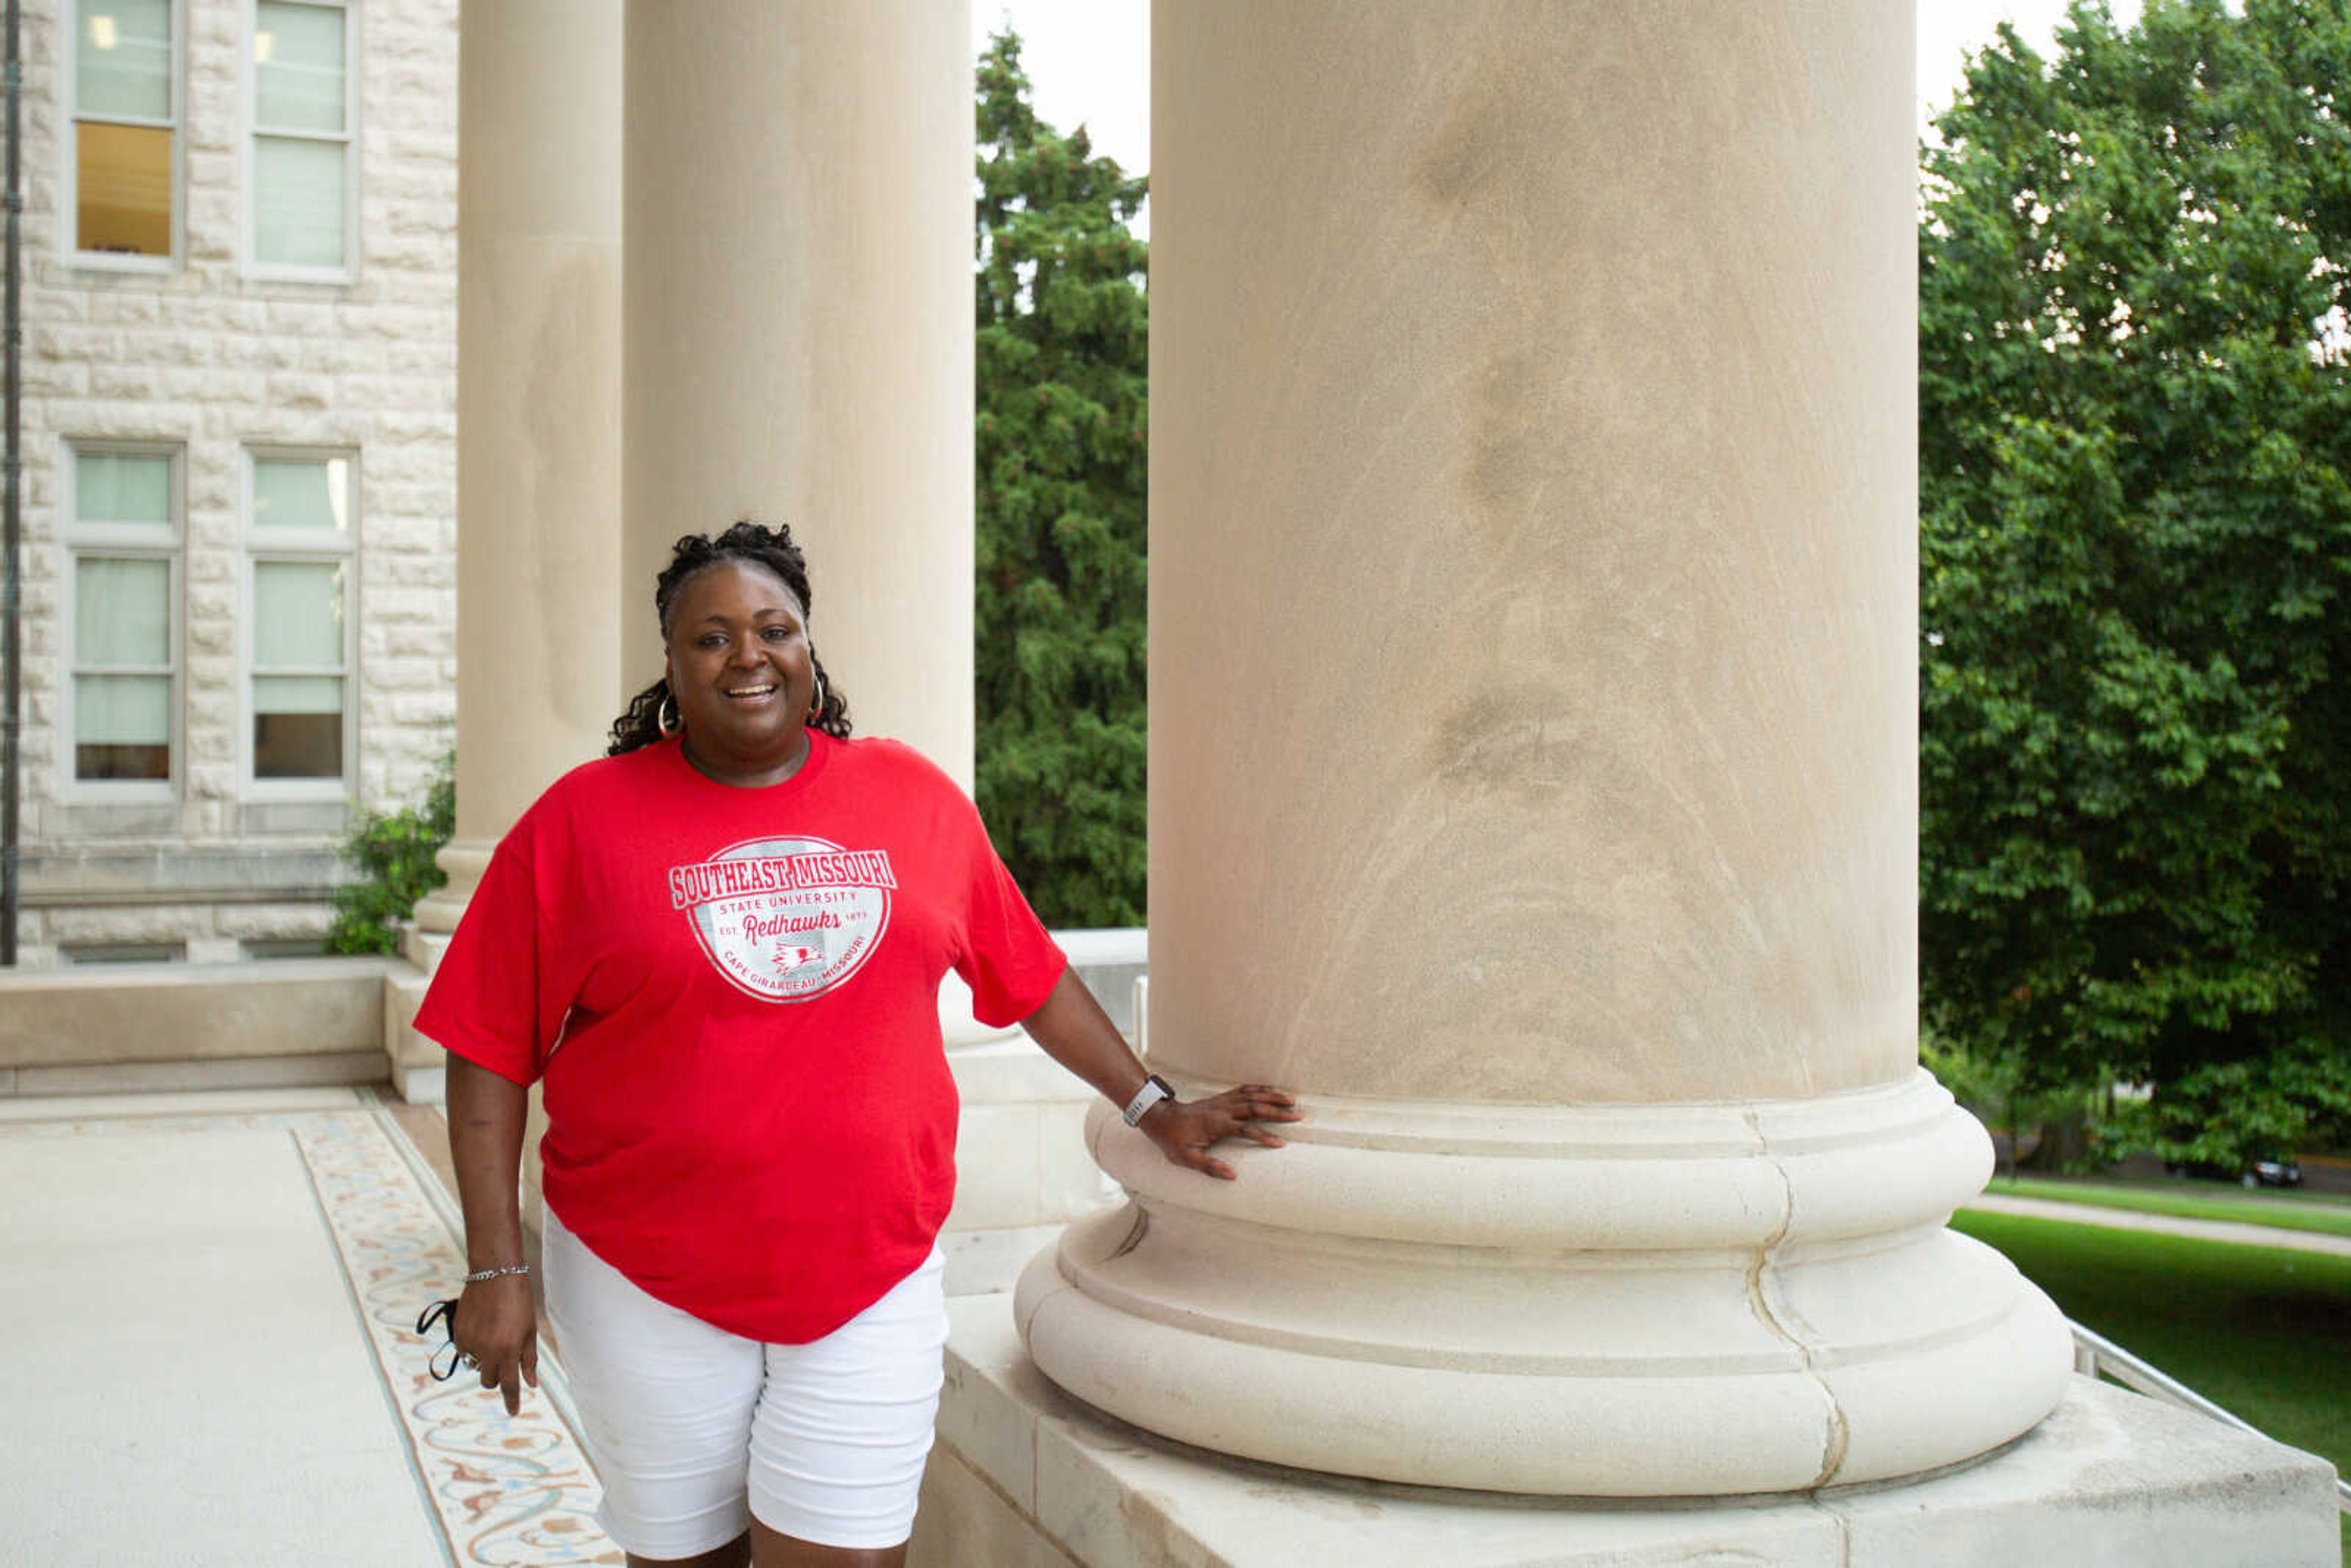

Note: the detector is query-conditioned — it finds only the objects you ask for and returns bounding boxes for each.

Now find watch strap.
[1122,1073,1174,1127]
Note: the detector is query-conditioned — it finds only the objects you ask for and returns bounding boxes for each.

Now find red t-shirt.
[414,730,1067,1343]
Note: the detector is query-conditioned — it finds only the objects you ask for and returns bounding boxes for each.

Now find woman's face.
[664,558,817,778]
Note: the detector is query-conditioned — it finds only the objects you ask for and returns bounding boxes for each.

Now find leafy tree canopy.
[975,29,1150,926]
[1920,0,2351,1166]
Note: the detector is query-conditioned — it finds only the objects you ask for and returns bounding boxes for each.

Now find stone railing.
[2072,1321,2350,1514]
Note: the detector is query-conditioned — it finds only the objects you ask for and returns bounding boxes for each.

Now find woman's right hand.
[443,1054,538,1415]
[452,1272,539,1415]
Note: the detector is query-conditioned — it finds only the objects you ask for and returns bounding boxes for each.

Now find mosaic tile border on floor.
[294,1111,619,1566]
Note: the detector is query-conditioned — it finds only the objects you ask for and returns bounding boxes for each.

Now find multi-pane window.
[250,0,353,272]
[70,0,178,260]
[67,447,180,785]
[246,452,354,784]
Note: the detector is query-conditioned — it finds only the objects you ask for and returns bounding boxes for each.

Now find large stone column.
[1018,1,2075,1495]
[620,4,1104,1291]
[620,0,974,784]
[410,0,623,937]
[391,0,623,1105]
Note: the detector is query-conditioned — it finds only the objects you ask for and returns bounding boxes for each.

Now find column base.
[383,839,489,1104]
[1019,1071,2076,1495]
[409,842,493,937]
[927,1296,2342,1567]
[381,964,443,1105]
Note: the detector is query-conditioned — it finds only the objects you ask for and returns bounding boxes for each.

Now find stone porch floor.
[3,1086,2339,1567]
[0,1087,618,1567]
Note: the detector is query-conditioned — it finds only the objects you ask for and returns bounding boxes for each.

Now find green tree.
[1919,0,2351,1168]
[975,29,1150,926]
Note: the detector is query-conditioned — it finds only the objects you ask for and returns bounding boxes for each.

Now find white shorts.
[542,1207,948,1557]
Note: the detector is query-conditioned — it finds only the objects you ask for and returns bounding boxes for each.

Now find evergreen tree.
[1919,0,2351,1167]
[975,30,1150,926]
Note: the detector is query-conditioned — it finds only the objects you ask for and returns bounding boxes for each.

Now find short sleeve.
[412,822,567,1086]
[952,806,1068,1027]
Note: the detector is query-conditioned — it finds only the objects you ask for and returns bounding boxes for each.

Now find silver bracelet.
[465,1262,531,1283]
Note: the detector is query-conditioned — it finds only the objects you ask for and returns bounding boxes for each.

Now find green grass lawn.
[1952,1210,2350,1553]
[1978,1174,2351,1240]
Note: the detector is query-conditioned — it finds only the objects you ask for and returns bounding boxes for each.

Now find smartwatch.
[1122,1073,1175,1127]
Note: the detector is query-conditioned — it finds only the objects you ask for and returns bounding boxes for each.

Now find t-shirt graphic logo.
[668,836,897,1002]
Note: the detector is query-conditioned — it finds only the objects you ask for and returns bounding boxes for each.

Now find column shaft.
[617,10,1081,1270]
[413,0,623,936]
[621,0,975,786]
[1148,2,1916,1106]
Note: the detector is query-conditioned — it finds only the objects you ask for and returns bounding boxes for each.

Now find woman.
[416,522,1297,1568]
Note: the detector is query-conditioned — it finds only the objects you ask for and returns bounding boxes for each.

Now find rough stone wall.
[12,0,458,965]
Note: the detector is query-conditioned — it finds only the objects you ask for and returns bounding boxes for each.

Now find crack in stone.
[1108,1202,1150,1261]
[1742,1109,1853,1490]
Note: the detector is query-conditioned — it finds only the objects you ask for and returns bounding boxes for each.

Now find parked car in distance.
[2244,1156,2304,1189]
[2165,1157,2304,1189]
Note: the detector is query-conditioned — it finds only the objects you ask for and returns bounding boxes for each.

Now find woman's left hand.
[1138,1084,1302,1180]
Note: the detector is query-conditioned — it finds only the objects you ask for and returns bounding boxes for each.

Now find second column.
[621,0,977,779]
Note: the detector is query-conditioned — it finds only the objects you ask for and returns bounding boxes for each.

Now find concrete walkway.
[1965,1191,2351,1259]
[0,1088,614,1568]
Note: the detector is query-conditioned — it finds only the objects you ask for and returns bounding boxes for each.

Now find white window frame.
[61,0,186,271]
[242,0,361,283]
[60,440,183,802]
[239,446,359,798]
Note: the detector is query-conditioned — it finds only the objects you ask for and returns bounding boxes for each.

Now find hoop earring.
[657,691,679,737]
[808,672,827,723]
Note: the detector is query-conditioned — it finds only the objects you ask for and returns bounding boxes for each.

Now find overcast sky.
[973,1,2151,177]
[972,1,1151,174]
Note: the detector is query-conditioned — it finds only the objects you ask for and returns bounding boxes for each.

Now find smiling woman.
[412,520,1299,1568]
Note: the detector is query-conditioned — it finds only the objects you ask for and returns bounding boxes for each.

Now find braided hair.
[606,521,853,756]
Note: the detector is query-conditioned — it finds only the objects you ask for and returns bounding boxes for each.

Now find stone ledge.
[917,1296,2342,1568]
[0,958,399,1069]
[0,1051,388,1098]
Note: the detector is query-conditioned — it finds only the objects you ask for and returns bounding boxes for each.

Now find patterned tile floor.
[0,1087,618,1567]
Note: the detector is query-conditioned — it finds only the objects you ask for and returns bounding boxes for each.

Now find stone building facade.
[11,0,458,966]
